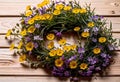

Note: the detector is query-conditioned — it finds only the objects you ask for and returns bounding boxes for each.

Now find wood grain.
[0,76,120,82]
[0,0,120,16]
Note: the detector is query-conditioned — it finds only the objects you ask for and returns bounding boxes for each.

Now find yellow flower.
[6,29,12,37]
[93,48,101,54]
[74,27,80,31]
[55,4,64,10]
[64,6,71,11]
[47,41,54,49]
[37,0,50,8]
[26,5,31,10]
[49,49,56,57]
[99,37,107,43]
[56,48,64,56]
[80,63,88,70]
[69,61,77,69]
[70,44,77,50]
[46,33,55,40]
[79,8,87,14]
[72,8,80,14]
[19,54,26,63]
[25,10,32,17]
[81,32,90,38]
[53,10,61,15]
[20,29,27,36]
[28,19,34,25]
[63,45,71,52]
[55,58,63,67]
[10,43,15,50]
[17,41,23,49]
[58,38,66,46]
[43,14,53,20]
[25,42,34,51]
[27,26,36,33]
[87,22,94,27]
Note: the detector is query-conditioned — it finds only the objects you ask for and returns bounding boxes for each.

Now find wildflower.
[56,48,64,56]
[46,33,55,40]
[28,18,34,25]
[6,29,12,37]
[63,45,71,52]
[37,0,50,8]
[49,49,56,57]
[26,5,31,10]
[47,41,54,49]
[53,10,61,15]
[55,58,64,67]
[79,8,87,14]
[20,29,27,36]
[64,6,71,11]
[99,37,107,43]
[17,41,23,49]
[81,32,90,38]
[58,38,66,46]
[87,22,94,27]
[55,4,64,10]
[25,10,32,16]
[19,54,26,63]
[27,26,36,33]
[69,61,77,69]
[80,63,88,70]
[72,8,80,14]
[74,27,80,31]
[70,44,77,50]
[93,48,101,54]
[10,43,15,50]
[25,42,34,51]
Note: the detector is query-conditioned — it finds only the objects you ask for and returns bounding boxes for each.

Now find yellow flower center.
[87,22,94,27]
[80,63,88,70]
[74,27,80,31]
[72,8,80,14]
[58,38,66,46]
[49,49,56,57]
[25,42,34,51]
[99,37,107,43]
[93,48,101,54]
[56,48,64,56]
[81,32,90,38]
[55,59,63,67]
[69,61,77,69]
[53,10,61,15]
[27,26,36,33]
[64,6,71,11]
[46,33,55,40]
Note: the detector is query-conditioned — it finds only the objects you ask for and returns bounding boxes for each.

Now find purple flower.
[33,6,36,10]
[86,70,92,76]
[108,44,115,50]
[92,38,97,42]
[84,28,89,32]
[78,47,85,54]
[34,36,43,40]
[89,65,95,70]
[92,15,99,20]
[38,7,46,14]
[34,43,38,48]
[25,37,31,42]
[24,17,31,24]
[68,55,77,61]
[56,32,62,37]
[100,53,107,58]
[35,24,40,28]
[95,67,101,71]
[64,71,70,77]
[87,57,98,65]
[92,27,99,32]
[79,53,83,60]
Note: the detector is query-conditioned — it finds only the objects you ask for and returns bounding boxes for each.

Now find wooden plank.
[0,76,120,82]
[0,0,120,15]
[0,48,120,76]
[0,17,120,34]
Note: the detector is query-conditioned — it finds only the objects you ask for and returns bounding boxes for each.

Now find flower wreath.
[6,0,119,81]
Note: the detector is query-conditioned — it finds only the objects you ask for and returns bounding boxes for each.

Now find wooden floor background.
[0,0,120,82]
